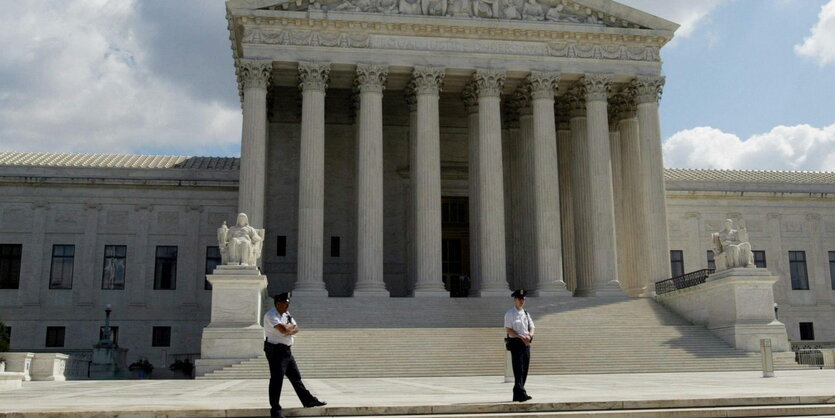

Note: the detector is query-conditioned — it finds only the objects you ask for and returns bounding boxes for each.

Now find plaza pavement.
[1,370,835,417]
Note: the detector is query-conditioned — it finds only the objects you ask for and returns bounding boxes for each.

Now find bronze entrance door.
[441,197,470,297]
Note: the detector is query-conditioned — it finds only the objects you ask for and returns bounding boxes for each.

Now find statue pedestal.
[196,265,267,376]
[658,267,789,353]
[89,347,128,379]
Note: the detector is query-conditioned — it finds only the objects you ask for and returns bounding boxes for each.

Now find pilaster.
[462,83,481,295]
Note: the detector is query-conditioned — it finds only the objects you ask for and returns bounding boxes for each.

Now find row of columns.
[236,58,670,297]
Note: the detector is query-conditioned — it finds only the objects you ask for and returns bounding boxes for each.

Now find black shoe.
[525,395,533,401]
[271,410,285,418]
[305,399,327,408]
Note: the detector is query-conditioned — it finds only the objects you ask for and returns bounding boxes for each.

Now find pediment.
[229,0,678,32]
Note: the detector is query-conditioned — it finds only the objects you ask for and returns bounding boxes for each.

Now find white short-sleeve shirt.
[504,307,534,338]
[264,307,296,345]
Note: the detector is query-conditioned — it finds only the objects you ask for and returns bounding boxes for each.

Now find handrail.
[655,269,715,295]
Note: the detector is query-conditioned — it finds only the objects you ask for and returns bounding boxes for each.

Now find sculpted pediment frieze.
[247,0,659,29]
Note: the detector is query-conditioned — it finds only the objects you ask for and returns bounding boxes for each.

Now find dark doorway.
[441,197,470,297]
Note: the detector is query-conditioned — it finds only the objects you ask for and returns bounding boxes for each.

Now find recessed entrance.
[441,197,470,297]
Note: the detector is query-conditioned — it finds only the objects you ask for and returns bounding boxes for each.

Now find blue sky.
[1,0,834,170]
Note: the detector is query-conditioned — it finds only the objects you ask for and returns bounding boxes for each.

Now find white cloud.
[618,0,729,39]
[0,1,241,156]
[663,123,835,171]
[795,0,835,66]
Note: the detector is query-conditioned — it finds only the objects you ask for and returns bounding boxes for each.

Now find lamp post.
[97,304,116,348]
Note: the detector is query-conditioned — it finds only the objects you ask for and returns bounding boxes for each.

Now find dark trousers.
[509,341,531,401]
[264,342,316,416]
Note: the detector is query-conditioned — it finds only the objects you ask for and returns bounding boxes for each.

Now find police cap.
[511,289,527,299]
[273,292,291,304]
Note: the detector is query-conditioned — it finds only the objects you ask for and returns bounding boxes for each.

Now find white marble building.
[1,0,833,368]
[1,153,834,366]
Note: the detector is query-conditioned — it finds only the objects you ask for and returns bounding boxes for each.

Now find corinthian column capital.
[412,66,445,95]
[472,69,506,98]
[580,73,612,102]
[565,87,586,118]
[238,60,272,90]
[298,61,331,92]
[526,71,560,100]
[610,90,637,120]
[631,75,665,104]
[511,89,532,116]
[355,64,389,94]
[461,82,479,115]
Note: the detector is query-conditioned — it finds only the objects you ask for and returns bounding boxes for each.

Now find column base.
[535,280,571,297]
[595,280,625,298]
[292,289,329,297]
[414,289,449,297]
[353,285,390,297]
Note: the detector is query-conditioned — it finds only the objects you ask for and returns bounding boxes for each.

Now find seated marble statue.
[217,213,265,267]
[711,219,755,271]
[522,0,544,21]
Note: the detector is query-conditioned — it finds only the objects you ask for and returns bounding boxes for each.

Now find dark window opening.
[829,251,835,291]
[800,322,815,341]
[154,246,178,290]
[753,250,767,268]
[204,246,221,290]
[49,245,75,289]
[152,326,171,347]
[789,251,809,290]
[0,244,22,289]
[45,326,65,347]
[706,250,716,270]
[330,236,341,258]
[670,250,684,278]
[276,236,287,257]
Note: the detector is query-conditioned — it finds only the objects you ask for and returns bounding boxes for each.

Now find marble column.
[514,93,535,291]
[578,74,621,296]
[237,60,272,229]
[527,72,568,295]
[463,83,481,295]
[504,102,523,289]
[566,91,591,296]
[411,66,447,296]
[633,76,671,291]
[405,91,418,293]
[556,106,576,293]
[473,69,509,296]
[616,95,649,296]
[295,62,330,295]
[354,64,389,296]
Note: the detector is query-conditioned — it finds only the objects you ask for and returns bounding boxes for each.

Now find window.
[753,251,767,268]
[152,326,171,347]
[204,246,221,290]
[49,245,75,289]
[789,251,809,290]
[45,326,65,347]
[330,236,341,258]
[102,245,127,290]
[0,325,9,348]
[99,326,119,345]
[800,322,815,341]
[276,236,287,257]
[441,199,468,227]
[154,246,178,290]
[670,250,684,278]
[829,252,835,290]
[706,250,716,270]
[0,244,22,289]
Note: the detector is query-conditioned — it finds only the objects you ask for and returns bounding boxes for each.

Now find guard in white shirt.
[504,289,535,402]
[263,292,326,418]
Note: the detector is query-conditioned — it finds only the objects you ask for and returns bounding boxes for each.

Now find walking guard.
[504,289,535,402]
[264,292,326,418]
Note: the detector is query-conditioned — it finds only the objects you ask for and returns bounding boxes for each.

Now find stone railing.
[655,269,715,295]
[656,267,790,353]
[2,351,91,381]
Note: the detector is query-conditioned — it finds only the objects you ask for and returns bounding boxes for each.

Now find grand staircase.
[199,295,803,379]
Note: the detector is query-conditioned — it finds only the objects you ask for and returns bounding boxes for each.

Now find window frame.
[0,244,22,289]
[101,245,127,290]
[706,250,716,270]
[753,250,767,269]
[789,251,809,290]
[670,250,684,278]
[49,244,75,290]
[152,326,171,347]
[799,322,815,341]
[153,246,178,290]
[45,326,66,348]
